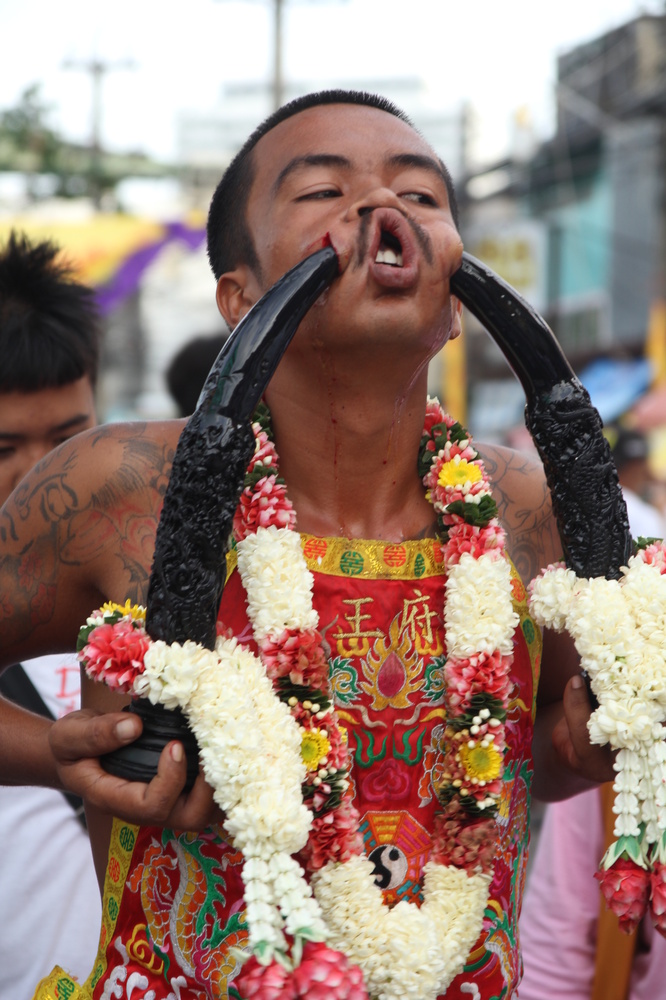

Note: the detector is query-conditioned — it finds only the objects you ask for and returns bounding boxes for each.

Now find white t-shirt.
[0,654,101,998]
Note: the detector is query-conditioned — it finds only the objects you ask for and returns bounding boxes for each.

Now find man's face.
[225,103,463,361]
[0,375,96,506]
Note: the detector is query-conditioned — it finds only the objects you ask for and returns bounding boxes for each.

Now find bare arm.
[479,442,614,799]
[0,420,220,855]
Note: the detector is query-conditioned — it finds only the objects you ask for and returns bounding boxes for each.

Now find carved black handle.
[450,252,633,580]
[102,246,338,786]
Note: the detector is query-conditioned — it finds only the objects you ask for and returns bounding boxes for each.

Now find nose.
[347,187,404,221]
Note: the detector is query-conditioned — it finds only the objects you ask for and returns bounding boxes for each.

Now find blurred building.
[460,12,666,442]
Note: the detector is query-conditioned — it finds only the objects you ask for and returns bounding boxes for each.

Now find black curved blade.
[146,245,338,649]
[451,251,632,580]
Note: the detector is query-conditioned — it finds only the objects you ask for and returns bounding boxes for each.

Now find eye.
[0,446,16,461]
[295,188,341,201]
[401,191,438,206]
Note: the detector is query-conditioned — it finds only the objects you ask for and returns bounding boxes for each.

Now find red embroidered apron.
[34,536,540,1000]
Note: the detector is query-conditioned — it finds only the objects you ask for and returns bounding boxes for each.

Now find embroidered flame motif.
[360,616,423,711]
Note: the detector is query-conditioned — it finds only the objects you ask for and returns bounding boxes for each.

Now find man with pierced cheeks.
[0,92,611,998]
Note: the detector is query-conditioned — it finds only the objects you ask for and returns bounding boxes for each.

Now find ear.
[215,267,261,330]
[449,295,463,341]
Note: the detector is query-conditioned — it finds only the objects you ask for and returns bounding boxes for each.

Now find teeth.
[375,248,403,267]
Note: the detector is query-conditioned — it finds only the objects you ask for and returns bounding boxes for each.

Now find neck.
[266,365,436,542]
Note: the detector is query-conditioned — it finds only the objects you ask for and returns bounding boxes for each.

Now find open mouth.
[375,229,403,268]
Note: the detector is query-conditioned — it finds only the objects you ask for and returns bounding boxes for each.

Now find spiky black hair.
[0,230,101,391]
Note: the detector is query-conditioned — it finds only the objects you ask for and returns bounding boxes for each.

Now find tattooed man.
[0,94,612,999]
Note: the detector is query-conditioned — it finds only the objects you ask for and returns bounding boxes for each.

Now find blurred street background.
[2,0,666,506]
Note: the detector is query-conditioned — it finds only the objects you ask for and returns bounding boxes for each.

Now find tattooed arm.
[0,420,219,855]
[479,442,614,799]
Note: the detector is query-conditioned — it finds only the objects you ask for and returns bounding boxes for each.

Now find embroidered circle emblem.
[433,541,445,564]
[414,552,426,577]
[360,811,431,904]
[303,537,328,562]
[340,550,364,575]
[369,843,408,890]
[384,544,407,567]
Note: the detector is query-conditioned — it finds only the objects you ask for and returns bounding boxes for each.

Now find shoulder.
[476,441,563,585]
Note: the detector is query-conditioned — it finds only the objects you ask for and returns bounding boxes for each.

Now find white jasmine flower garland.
[78,398,521,998]
[529,542,666,931]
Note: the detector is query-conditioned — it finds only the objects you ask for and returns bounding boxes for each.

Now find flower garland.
[78,396,519,999]
[529,539,666,935]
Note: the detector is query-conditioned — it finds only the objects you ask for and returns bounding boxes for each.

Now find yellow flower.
[101,599,146,622]
[300,729,332,771]
[438,457,482,489]
[459,740,503,782]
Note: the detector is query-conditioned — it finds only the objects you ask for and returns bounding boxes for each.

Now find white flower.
[528,566,578,631]
[445,552,518,658]
[237,526,318,639]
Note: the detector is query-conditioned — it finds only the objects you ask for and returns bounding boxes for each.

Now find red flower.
[259,628,329,689]
[650,861,666,937]
[594,857,650,934]
[236,942,368,1000]
[234,475,296,540]
[292,940,368,999]
[80,619,151,692]
[299,799,363,871]
[248,429,280,475]
[430,802,496,875]
[445,522,506,564]
[445,651,512,712]
[236,956,296,999]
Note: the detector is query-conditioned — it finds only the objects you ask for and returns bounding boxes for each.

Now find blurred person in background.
[0,231,102,997]
[165,331,227,417]
[519,424,666,1000]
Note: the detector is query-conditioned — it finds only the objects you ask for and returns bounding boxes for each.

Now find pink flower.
[445,651,512,711]
[445,522,506,564]
[234,475,296,540]
[236,956,296,999]
[430,801,496,875]
[235,943,368,1000]
[80,619,150,692]
[595,857,650,934]
[422,398,450,436]
[259,628,329,690]
[638,541,666,572]
[650,861,666,936]
[248,428,280,474]
[292,940,368,999]
[299,799,363,871]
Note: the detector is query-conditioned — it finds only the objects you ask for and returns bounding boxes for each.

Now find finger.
[557,675,615,783]
[67,739,187,823]
[49,709,143,763]
[67,742,220,830]
[562,674,594,757]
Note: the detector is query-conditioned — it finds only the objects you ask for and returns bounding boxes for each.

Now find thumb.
[49,708,143,763]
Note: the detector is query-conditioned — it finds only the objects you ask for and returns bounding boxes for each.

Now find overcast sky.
[1,0,662,164]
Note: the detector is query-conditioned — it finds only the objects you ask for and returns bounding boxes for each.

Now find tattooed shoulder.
[0,420,185,662]
[477,441,563,584]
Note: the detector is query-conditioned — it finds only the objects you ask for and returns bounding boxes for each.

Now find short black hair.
[165,332,228,417]
[206,89,459,281]
[0,230,101,392]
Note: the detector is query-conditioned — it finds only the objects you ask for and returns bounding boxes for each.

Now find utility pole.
[62,56,136,208]
[215,0,344,112]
